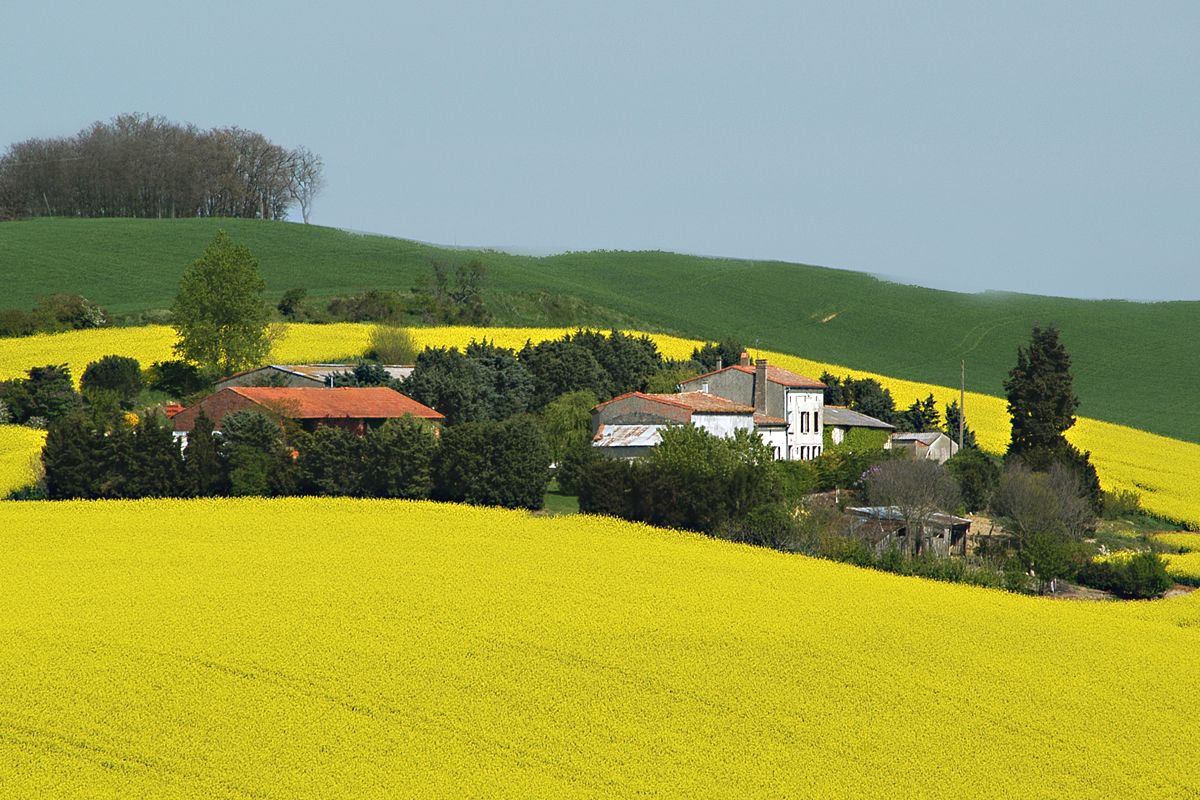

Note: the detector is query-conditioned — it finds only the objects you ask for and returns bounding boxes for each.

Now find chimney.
[754,359,768,414]
[739,351,751,367]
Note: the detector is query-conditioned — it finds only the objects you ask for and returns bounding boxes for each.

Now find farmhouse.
[889,431,959,464]
[848,506,971,557]
[214,363,414,391]
[822,406,895,445]
[172,386,443,440]
[591,391,759,458]
[677,354,825,460]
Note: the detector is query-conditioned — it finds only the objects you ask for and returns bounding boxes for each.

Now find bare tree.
[991,460,1094,542]
[990,461,1094,593]
[287,145,324,224]
[864,459,961,556]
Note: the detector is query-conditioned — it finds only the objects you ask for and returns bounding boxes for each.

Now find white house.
[677,354,826,461]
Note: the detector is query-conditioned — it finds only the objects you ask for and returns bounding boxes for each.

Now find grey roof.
[848,507,972,526]
[592,424,666,448]
[890,431,947,445]
[823,406,895,430]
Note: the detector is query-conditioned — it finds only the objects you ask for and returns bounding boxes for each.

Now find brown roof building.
[172,386,443,436]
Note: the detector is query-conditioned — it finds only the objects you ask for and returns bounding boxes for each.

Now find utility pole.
[959,359,966,451]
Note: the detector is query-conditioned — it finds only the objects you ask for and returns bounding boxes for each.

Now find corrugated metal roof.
[849,507,972,526]
[592,424,667,448]
[228,387,443,420]
[278,364,415,382]
[890,431,946,445]
[823,406,895,429]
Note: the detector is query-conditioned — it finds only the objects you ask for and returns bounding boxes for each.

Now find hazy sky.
[2,2,1197,300]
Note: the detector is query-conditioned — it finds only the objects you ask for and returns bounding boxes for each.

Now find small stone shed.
[847,506,971,557]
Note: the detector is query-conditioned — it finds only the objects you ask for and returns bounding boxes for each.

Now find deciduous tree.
[171,231,270,376]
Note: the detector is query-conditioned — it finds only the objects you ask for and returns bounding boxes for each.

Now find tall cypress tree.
[1004,324,1102,511]
[1004,325,1079,457]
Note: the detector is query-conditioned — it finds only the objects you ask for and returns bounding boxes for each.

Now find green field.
[2,217,1197,443]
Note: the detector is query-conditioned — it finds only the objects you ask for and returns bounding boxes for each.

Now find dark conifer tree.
[943,401,977,449]
[129,413,185,498]
[1003,324,1102,512]
[184,411,227,496]
[42,413,101,499]
[97,423,137,498]
[1004,325,1079,456]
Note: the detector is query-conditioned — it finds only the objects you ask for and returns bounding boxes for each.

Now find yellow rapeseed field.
[1,324,1198,524]
[0,498,1197,798]
[1154,532,1200,583]
[0,424,44,496]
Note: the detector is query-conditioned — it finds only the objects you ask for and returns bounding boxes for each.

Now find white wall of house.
[692,413,755,439]
[785,390,824,460]
[757,427,788,460]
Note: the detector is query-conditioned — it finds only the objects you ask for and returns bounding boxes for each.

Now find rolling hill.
[1,217,1196,443]
[1,498,1198,798]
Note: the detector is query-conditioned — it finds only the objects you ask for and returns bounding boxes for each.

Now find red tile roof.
[229,386,444,420]
[753,414,787,427]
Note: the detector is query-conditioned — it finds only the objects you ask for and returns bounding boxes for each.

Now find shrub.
[361,417,439,499]
[556,440,599,497]
[277,288,308,318]
[433,416,550,509]
[366,325,419,364]
[147,360,207,399]
[718,502,798,550]
[0,309,40,337]
[329,290,405,323]
[296,426,364,496]
[1078,552,1173,599]
[576,456,636,517]
[1102,489,1143,520]
[34,294,109,330]
[1,364,82,424]
[946,448,1000,512]
[81,355,143,405]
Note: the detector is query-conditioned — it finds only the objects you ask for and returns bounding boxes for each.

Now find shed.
[848,506,971,557]
[889,431,960,464]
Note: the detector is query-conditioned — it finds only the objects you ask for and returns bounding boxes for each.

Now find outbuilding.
[172,386,443,443]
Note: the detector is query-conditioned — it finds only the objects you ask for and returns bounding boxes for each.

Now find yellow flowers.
[1,324,1199,526]
[0,498,1196,797]
[1154,532,1200,583]
[0,424,44,496]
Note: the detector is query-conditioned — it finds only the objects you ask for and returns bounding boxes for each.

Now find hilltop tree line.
[0,113,324,222]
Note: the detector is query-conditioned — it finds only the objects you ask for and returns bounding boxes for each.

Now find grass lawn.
[541,479,580,516]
